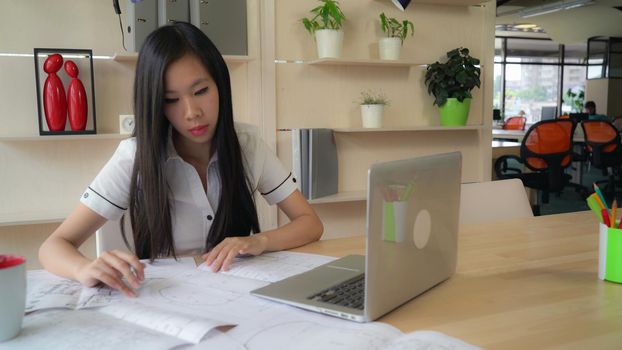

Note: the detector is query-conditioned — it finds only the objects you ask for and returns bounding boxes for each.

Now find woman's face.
[163,53,219,146]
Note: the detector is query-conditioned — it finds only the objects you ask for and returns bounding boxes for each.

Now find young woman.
[39,22,323,297]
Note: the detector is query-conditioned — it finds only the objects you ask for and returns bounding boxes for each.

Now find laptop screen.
[364,152,462,320]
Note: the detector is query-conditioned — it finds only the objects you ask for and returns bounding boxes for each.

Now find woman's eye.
[195,87,208,96]
[163,98,178,104]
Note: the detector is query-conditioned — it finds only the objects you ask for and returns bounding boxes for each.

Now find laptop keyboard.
[307,275,365,310]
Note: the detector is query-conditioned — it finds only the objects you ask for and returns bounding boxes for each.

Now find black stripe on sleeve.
[260,173,292,196]
[87,186,127,210]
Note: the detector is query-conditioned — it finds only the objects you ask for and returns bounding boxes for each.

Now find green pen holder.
[598,223,622,283]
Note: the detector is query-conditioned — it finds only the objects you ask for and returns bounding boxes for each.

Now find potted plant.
[357,90,390,128]
[301,0,346,59]
[424,47,481,126]
[378,12,414,60]
[564,88,585,112]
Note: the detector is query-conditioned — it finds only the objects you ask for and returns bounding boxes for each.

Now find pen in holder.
[598,223,622,283]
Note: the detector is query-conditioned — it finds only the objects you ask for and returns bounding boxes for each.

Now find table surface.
[492,140,521,148]
[492,128,585,142]
[291,211,621,350]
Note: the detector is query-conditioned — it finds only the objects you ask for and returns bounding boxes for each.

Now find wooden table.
[492,129,526,142]
[493,128,585,143]
[291,211,621,350]
[491,140,522,181]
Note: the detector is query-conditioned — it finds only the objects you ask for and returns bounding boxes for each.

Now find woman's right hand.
[75,250,145,297]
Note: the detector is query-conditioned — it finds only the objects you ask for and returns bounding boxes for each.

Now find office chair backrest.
[460,179,533,225]
[503,116,527,130]
[581,120,622,167]
[521,119,576,192]
[521,119,575,170]
[95,217,134,257]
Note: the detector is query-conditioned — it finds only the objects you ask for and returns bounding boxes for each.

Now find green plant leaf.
[302,0,345,33]
[424,47,481,105]
[378,12,413,44]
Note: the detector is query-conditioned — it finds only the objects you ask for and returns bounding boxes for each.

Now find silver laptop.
[251,152,462,322]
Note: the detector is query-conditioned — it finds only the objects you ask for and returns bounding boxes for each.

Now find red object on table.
[64,60,88,131]
[43,54,67,132]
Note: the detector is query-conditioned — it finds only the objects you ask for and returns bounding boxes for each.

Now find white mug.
[0,255,26,342]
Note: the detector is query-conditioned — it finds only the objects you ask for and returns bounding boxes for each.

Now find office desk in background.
[292,211,621,350]
[491,141,521,180]
[492,127,585,143]
[492,129,526,142]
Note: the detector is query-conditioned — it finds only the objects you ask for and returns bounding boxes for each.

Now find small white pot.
[379,37,402,60]
[361,104,384,128]
[314,29,344,58]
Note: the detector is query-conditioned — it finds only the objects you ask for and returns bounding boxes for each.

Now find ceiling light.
[519,0,594,18]
[514,23,538,29]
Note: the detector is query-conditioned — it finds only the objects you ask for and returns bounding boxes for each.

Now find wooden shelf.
[279,126,484,133]
[0,133,130,141]
[307,58,423,67]
[308,190,366,204]
[0,210,68,227]
[112,52,138,62]
[332,125,484,133]
[413,0,485,5]
[112,52,253,64]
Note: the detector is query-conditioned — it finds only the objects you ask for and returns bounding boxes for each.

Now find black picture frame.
[34,48,97,135]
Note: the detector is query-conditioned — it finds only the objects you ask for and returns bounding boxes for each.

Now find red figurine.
[43,54,67,132]
[64,60,87,131]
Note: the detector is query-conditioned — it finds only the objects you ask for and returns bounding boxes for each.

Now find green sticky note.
[383,202,396,242]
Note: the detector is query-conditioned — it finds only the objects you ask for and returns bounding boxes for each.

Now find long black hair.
[122,22,260,259]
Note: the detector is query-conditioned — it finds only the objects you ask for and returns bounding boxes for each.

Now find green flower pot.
[438,98,471,126]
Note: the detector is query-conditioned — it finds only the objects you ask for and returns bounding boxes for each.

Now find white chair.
[460,179,533,225]
[95,217,134,257]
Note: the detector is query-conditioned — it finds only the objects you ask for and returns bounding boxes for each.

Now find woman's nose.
[183,97,201,120]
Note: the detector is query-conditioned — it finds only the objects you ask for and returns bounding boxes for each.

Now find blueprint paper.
[0,310,185,350]
[21,252,482,350]
[197,251,337,282]
[26,257,198,312]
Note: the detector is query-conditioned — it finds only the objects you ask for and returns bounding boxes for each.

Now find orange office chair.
[503,116,527,130]
[495,119,578,215]
[581,120,622,199]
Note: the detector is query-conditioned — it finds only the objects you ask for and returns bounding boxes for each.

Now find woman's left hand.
[202,235,268,272]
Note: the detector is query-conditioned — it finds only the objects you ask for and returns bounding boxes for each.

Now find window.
[494,38,504,63]
[494,37,588,122]
[562,42,587,114]
[562,66,586,113]
[504,64,559,123]
[564,42,587,64]
[493,63,503,112]
[588,38,608,79]
[506,38,560,64]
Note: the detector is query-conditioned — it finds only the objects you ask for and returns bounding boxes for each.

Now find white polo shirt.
[80,123,297,254]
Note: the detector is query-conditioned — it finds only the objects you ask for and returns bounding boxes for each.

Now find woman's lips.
[189,125,208,136]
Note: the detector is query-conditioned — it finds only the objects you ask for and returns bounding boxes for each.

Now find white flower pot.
[379,37,402,60]
[314,29,344,59]
[361,104,384,128]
